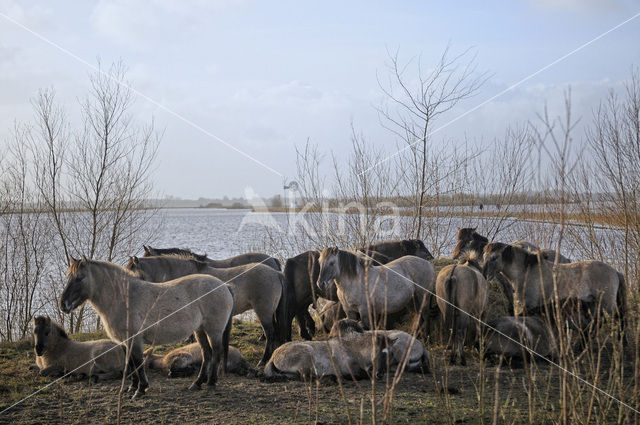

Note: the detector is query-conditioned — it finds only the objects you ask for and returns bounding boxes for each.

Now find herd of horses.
[30,230,627,399]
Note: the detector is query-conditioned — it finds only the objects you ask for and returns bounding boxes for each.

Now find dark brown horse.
[452,228,488,259]
[360,239,433,262]
[143,245,281,271]
[282,251,326,341]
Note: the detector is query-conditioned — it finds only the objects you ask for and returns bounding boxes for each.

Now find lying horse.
[359,239,434,262]
[482,243,626,332]
[61,257,234,398]
[483,316,557,365]
[145,344,254,377]
[143,245,281,271]
[329,319,430,374]
[435,254,488,365]
[264,331,389,381]
[33,316,125,381]
[317,248,434,330]
[127,255,287,366]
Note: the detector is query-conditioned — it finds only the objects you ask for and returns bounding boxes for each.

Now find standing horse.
[317,248,435,331]
[435,255,488,365]
[452,228,489,259]
[482,243,626,332]
[143,245,281,271]
[127,255,287,366]
[359,239,434,261]
[283,250,335,341]
[60,257,234,398]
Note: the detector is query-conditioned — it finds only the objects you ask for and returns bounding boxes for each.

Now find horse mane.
[338,249,365,278]
[484,242,539,268]
[457,251,482,271]
[329,319,364,338]
[146,246,210,262]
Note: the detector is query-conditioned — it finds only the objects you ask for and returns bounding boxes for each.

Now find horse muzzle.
[60,296,79,313]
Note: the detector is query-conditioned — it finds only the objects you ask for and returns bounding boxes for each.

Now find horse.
[483,316,557,366]
[60,257,234,398]
[511,240,572,264]
[329,319,430,374]
[33,316,125,381]
[452,228,488,259]
[482,242,626,333]
[435,255,489,365]
[143,245,281,271]
[126,255,288,366]
[264,332,389,381]
[317,248,435,331]
[359,239,434,261]
[145,344,254,377]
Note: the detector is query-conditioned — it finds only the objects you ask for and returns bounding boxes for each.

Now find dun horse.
[483,316,557,365]
[317,248,435,330]
[264,331,389,381]
[146,344,254,377]
[33,316,125,381]
[435,255,488,365]
[60,257,234,398]
[143,245,281,271]
[329,319,430,374]
[482,243,626,333]
[127,255,288,365]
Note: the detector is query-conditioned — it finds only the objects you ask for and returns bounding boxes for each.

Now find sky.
[0,0,639,199]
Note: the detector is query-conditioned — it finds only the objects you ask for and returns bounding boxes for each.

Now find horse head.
[317,247,340,290]
[33,316,67,356]
[60,256,91,313]
[482,242,511,280]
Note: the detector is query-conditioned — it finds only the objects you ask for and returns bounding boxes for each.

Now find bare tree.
[377,45,488,242]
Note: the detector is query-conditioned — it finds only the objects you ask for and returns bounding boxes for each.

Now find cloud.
[90,0,248,46]
[529,0,629,13]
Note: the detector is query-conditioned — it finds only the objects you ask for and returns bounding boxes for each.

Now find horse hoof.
[256,361,266,369]
[131,391,145,400]
[188,383,201,391]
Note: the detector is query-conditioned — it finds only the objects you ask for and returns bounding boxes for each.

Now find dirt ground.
[0,319,566,425]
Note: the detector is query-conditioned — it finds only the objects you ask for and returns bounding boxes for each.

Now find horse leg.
[458,315,470,367]
[256,308,277,367]
[297,307,314,341]
[497,275,515,316]
[129,342,148,399]
[358,306,372,331]
[189,328,212,390]
[206,333,223,389]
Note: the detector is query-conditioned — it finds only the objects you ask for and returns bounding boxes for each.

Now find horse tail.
[274,272,289,344]
[444,266,458,342]
[616,271,627,336]
[222,301,233,373]
[282,259,299,341]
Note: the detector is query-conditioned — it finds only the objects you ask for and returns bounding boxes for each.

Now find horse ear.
[472,227,477,231]
[81,255,88,262]
[143,245,150,255]
[133,256,139,265]
[69,256,79,265]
